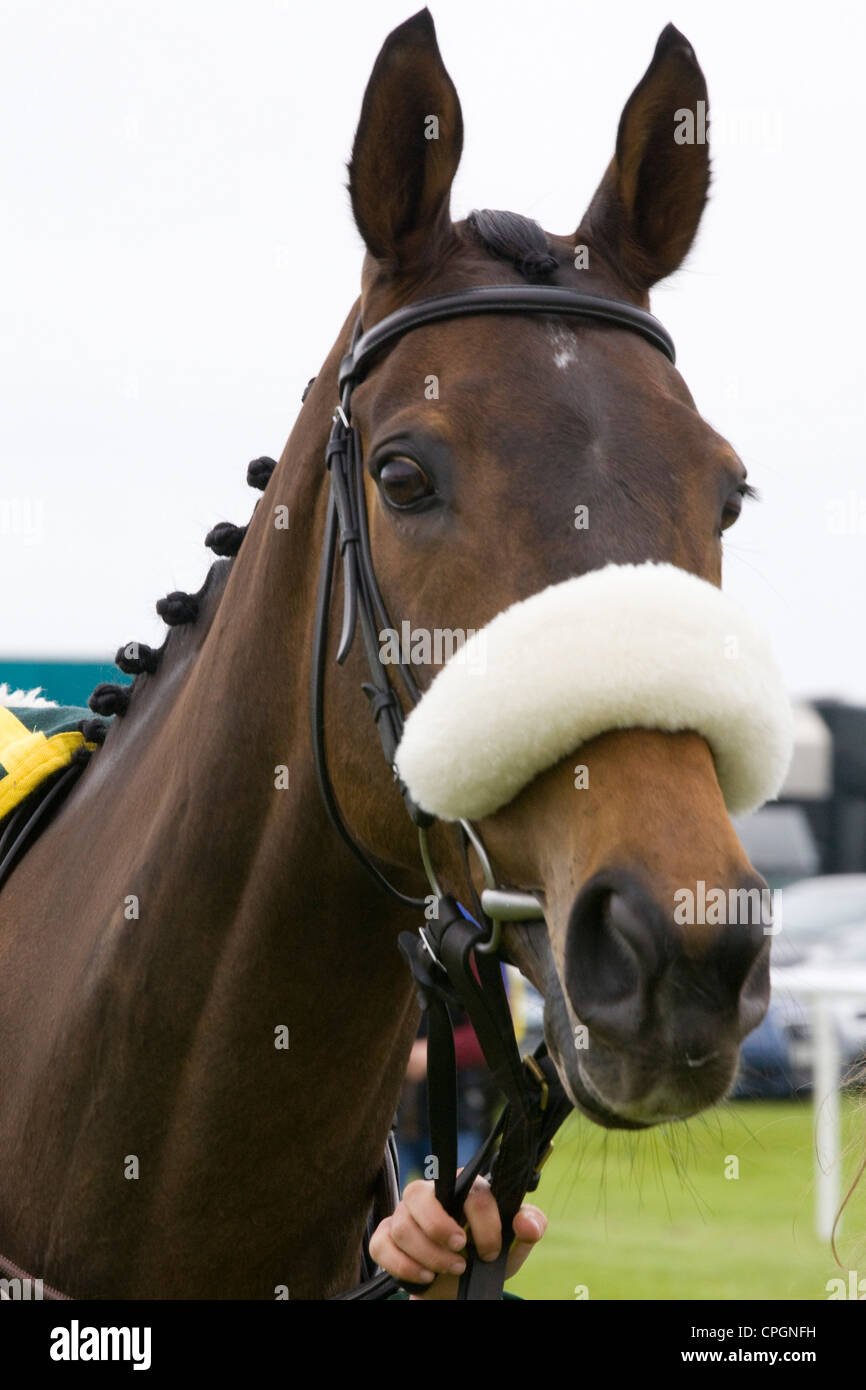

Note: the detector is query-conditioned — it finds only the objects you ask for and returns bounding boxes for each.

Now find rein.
[314,284,676,1300]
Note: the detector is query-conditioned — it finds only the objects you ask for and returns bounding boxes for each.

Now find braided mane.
[85,456,278,738]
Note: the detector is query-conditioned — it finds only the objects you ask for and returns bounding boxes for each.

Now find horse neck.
[124,325,424,1287]
[3,310,421,1297]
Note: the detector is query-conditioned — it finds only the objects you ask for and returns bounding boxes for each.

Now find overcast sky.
[2,0,864,701]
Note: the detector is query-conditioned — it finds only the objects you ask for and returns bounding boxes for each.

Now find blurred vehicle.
[733,874,866,1098]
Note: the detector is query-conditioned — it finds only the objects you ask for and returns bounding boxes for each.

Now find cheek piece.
[394,560,794,824]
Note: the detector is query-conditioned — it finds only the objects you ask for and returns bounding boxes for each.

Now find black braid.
[87,455,266,731]
[156,591,199,626]
[467,209,558,282]
[89,683,131,717]
[78,717,109,744]
[518,249,559,281]
[115,641,160,675]
[247,456,276,490]
[205,521,246,557]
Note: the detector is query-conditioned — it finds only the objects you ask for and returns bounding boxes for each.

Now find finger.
[385,1205,468,1277]
[513,1204,547,1244]
[505,1205,547,1278]
[367,1222,438,1287]
[402,1180,467,1253]
[463,1176,502,1262]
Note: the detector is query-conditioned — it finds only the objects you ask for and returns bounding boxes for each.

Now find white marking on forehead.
[548,324,579,370]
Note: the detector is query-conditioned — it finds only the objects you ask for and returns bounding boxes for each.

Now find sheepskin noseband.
[394,562,793,822]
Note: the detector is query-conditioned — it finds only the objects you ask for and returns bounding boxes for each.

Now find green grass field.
[507,1097,866,1301]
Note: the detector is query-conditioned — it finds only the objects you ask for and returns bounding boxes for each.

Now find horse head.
[315,10,791,1131]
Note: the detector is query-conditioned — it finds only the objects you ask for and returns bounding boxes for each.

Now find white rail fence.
[769,966,866,1240]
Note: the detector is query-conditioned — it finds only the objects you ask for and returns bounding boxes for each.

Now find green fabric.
[2,703,94,748]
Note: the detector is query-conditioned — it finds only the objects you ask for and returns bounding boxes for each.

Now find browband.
[338,285,676,394]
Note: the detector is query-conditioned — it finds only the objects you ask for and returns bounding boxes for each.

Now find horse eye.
[720,488,745,532]
[377,457,433,509]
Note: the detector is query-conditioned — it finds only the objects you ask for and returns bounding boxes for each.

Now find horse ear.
[577,24,710,291]
[348,8,463,272]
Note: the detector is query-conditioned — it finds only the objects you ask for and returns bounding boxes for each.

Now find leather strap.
[310,486,427,908]
[391,898,570,1300]
[339,284,676,393]
[0,762,85,894]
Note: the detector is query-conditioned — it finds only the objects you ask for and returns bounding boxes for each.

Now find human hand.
[369,1174,546,1300]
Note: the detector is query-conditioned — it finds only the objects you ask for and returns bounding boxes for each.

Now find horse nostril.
[736,944,771,1040]
[563,870,772,1054]
[564,874,667,1047]
[701,875,772,1025]
[718,890,772,1038]
[607,892,661,970]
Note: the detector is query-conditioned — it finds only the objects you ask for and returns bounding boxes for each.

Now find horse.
[0,9,791,1299]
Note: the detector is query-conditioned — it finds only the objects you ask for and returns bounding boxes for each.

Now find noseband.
[311,284,676,924]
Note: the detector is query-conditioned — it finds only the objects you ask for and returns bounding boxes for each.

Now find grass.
[507,1096,866,1301]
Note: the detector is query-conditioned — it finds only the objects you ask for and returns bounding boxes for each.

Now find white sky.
[2,0,864,701]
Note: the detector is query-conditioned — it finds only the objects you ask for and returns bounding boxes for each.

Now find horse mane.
[465,209,559,281]
[83,456,277,740]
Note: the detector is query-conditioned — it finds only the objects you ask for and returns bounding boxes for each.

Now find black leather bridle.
[314,284,677,1301]
[312,285,675,907]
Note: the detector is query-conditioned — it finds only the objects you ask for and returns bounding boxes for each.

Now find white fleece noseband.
[394,562,793,822]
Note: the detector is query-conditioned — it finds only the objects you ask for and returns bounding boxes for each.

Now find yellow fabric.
[0,706,29,747]
[508,966,525,1044]
[0,716,92,820]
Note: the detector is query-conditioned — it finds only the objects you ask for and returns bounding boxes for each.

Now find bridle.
[311,283,676,919]
[313,283,677,1300]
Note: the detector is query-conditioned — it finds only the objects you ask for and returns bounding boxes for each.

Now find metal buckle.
[526,1139,555,1192]
[418,827,443,901]
[416,823,545,955]
[418,925,441,968]
[458,820,501,955]
[523,1054,549,1112]
[536,1141,554,1172]
[480,888,545,922]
